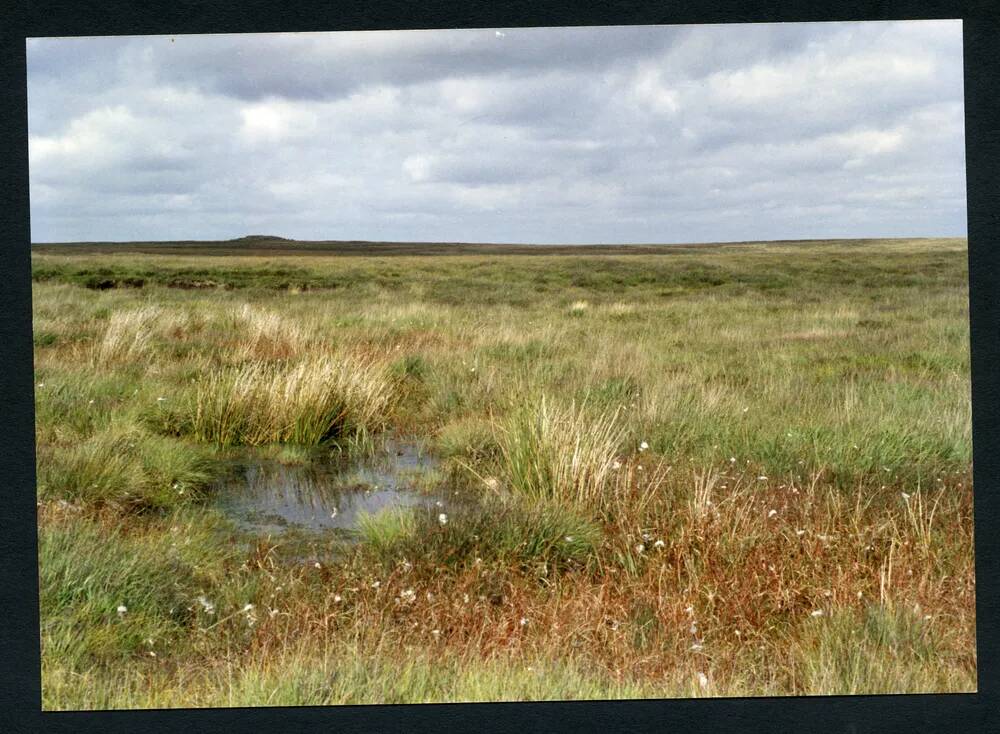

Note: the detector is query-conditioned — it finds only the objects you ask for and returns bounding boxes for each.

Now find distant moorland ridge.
[30,236,963,258]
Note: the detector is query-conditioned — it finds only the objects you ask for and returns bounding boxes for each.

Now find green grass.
[31,237,975,708]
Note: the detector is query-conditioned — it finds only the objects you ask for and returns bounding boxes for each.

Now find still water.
[216,439,443,536]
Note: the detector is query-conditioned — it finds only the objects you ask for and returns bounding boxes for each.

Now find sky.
[26,21,966,244]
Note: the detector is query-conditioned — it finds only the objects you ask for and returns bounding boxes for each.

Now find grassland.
[31,237,976,709]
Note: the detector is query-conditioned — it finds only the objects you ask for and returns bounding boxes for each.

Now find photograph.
[27,20,976,710]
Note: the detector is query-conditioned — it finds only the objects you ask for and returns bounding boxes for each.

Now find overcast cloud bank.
[27,21,966,244]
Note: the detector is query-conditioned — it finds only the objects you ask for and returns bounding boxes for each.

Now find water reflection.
[217,440,442,534]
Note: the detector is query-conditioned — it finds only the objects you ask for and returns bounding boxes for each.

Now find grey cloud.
[26,21,965,244]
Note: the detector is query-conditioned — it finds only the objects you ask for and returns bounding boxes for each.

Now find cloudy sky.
[27,21,966,244]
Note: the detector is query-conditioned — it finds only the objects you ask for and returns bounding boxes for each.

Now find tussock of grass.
[39,515,199,666]
[357,507,419,557]
[436,414,497,462]
[93,306,162,364]
[187,355,394,446]
[36,423,215,511]
[232,303,310,360]
[494,398,628,508]
[93,306,194,365]
[359,496,601,571]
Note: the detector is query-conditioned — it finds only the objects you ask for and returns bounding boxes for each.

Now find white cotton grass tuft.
[438,513,448,525]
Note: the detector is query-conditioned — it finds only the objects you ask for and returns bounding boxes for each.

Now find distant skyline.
[27,21,966,244]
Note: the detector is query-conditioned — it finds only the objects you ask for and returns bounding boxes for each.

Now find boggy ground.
[31,237,976,709]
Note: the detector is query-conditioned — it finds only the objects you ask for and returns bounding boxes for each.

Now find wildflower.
[810,610,824,618]
[242,603,254,613]
[333,594,342,603]
[400,589,416,604]
[371,580,381,589]
[639,441,649,451]
[641,532,652,542]
[795,529,805,537]
[684,605,694,616]
[435,500,444,508]
[729,457,736,463]
[520,617,528,626]
[612,460,622,470]
[269,608,279,618]
[438,513,448,525]
[148,651,157,657]
[635,543,645,554]
[88,399,95,405]
[696,672,710,689]
[653,539,665,550]
[768,509,777,518]
[564,536,574,542]
[116,605,127,616]
[314,562,322,569]
[196,596,215,615]
[484,477,500,491]
[689,621,698,635]
[742,406,749,413]
[637,465,644,472]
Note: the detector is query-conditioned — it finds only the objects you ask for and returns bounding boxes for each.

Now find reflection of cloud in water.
[217,440,442,534]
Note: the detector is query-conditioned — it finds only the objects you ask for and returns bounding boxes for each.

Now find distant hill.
[230,235,296,244]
